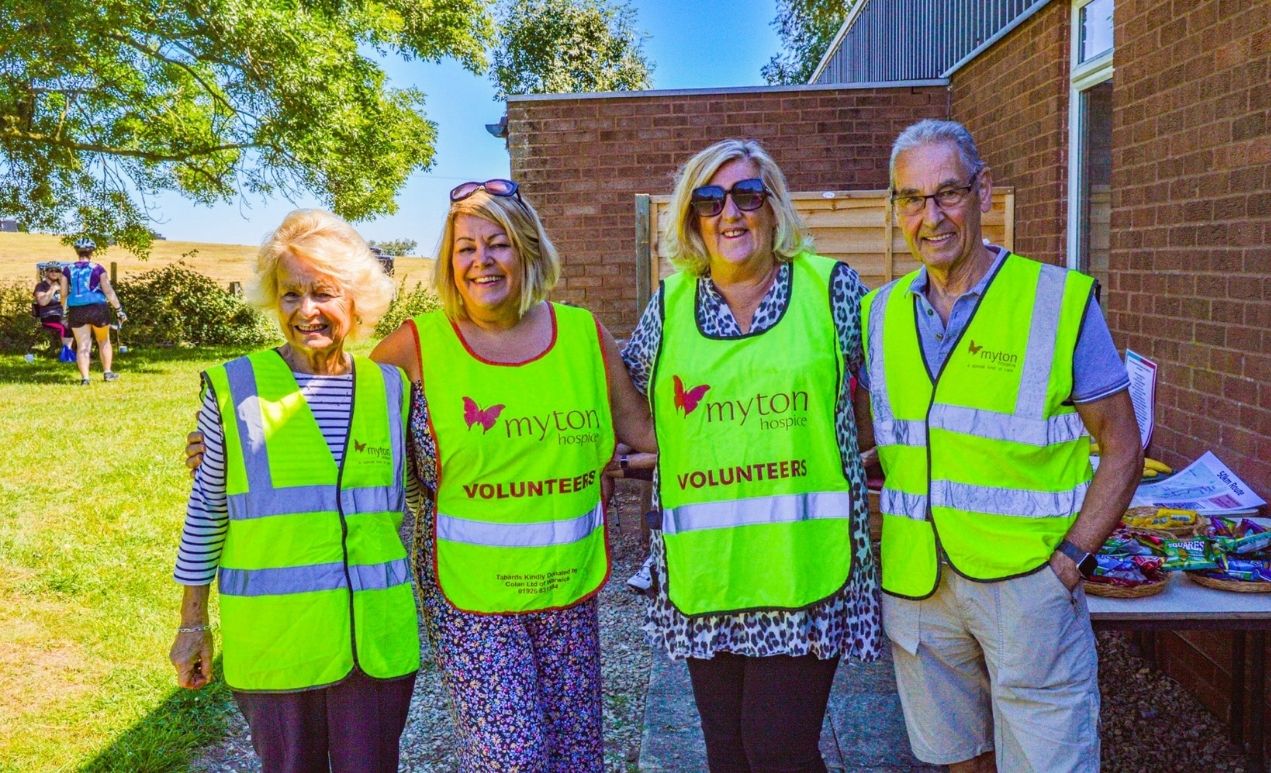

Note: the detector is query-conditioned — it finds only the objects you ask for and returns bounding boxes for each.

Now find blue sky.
[150,3,784,254]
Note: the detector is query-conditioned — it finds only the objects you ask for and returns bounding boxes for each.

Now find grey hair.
[889,119,985,188]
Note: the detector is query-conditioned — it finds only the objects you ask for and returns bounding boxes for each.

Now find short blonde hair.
[249,209,394,339]
[433,191,561,321]
[661,139,811,276]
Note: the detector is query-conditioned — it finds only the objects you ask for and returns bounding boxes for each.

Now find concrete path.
[639,648,939,772]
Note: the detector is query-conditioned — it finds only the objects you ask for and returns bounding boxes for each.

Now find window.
[1068,0,1114,298]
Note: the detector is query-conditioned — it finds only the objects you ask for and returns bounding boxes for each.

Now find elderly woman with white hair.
[621,139,881,772]
[170,208,420,772]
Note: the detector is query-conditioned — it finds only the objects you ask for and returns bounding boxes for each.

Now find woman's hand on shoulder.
[370,321,422,383]
[185,411,205,476]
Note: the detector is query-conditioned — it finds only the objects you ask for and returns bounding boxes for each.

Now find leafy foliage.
[369,238,418,256]
[762,0,855,85]
[490,0,652,100]
[0,0,494,255]
[0,282,45,353]
[374,279,441,338]
[113,262,277,347]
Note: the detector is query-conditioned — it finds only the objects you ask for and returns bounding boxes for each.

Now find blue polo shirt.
[860,246,1129,404]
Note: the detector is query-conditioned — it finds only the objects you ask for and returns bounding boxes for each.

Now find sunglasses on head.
[690,178,770,218]
[450,179,521,203]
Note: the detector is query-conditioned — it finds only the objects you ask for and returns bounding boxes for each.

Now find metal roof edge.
[808,0,874,84]
[940,0,1054,78]
[505,78,949,104]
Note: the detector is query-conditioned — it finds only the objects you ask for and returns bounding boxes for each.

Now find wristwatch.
[1057,539,1098,579]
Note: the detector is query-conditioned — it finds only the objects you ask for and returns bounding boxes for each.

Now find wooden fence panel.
[636,188,1014,312]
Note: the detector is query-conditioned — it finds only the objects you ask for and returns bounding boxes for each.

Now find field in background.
[0,232,434,289]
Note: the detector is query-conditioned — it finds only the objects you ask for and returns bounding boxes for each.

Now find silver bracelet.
[176,624,209,634]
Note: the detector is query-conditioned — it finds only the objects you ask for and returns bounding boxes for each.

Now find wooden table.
[1087,571,1271,770]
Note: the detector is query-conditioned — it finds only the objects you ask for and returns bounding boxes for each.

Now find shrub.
[114,262,277,347]
[375,280,441,338]
[0,282,48,353]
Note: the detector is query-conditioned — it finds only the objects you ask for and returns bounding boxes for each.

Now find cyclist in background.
[60,238,126,385]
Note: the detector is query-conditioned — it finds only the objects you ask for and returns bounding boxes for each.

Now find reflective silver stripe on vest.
[880,488,928,521]
[219,557,410,597]
[929,405,1086,447]
[436,502,604,547]
[228,484,403,520]
[1014,264,1066,420]
[380,363,407,488]
[873,418,927,447]
[865,281,899,430]
[662,491,853,536]
[225,357,271,492]
[931,479,1090,519]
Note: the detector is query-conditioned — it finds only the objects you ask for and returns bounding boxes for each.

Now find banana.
[1143,457,1172,474]
[1141,468,1159,478]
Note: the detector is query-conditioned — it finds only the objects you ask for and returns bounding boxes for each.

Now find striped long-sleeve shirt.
[173,371,417,586]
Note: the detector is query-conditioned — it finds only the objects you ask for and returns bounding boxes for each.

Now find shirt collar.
[908,245,1009,299]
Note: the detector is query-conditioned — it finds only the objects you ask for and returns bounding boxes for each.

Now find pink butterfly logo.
[463,396,505,432]
[673,375,710,416]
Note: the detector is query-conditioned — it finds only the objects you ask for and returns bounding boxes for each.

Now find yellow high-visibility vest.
[653,252,854,616]
[862,253,1094,599]
[205,350,419,691]
[417,303,615,613]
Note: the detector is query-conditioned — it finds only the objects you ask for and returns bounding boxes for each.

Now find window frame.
[1066,0,1115,273]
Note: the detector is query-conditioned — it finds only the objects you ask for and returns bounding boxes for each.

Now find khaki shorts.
[882,567,1100,770]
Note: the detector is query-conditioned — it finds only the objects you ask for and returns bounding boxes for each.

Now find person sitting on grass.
[32,262,74,361]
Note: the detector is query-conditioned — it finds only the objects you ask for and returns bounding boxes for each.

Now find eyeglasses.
[690,178,770,218]
[450,179,521,203]
[890,172,980,216]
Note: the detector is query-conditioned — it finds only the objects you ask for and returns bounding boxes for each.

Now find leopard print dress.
[623,258,882,662]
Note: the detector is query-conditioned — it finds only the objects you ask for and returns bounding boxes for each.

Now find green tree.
[0,0,492,255]
[369,237,417,256]
[762,0,855,85]
[489,0,651,100]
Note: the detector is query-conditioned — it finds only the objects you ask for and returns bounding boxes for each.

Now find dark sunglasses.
[690,178,770,218]
[450,179,521,203]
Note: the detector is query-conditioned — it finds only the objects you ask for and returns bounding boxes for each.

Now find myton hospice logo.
[966,339,1019,370]
[463,396,505,432]
[352,438,391,460]
[673,375,710,416]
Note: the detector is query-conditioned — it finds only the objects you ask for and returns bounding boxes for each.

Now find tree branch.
[0,127,259,162]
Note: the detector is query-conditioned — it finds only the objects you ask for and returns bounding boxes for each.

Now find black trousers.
[233,669,416,773]
[686,652,840,773]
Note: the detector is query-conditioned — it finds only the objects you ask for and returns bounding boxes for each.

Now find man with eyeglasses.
[857,119,1141,772]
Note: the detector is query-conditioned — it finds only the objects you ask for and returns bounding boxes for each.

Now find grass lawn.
[0,341,367,771]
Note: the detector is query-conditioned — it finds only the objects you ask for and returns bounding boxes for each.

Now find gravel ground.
[192,482,652,773]
[191,488,1258,771]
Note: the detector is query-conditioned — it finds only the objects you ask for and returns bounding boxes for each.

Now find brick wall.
[507,85,948,335]
[1107,0,1271,747]
[949,2,1071,264]
[1108,0,1270,493]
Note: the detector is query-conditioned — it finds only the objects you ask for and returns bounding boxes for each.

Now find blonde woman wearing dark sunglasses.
[621,139,880,771]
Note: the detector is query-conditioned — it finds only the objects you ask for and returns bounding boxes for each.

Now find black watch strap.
[1058,539,1098,579]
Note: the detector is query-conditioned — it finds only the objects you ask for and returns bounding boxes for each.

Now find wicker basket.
[1186,572,1271,593]
[1082,577,1170,598]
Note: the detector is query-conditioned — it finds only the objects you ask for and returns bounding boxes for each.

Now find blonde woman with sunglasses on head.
[621,140,881,772]
[370,179,655,771]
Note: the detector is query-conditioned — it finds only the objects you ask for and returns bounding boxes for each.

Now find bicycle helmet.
[73,237,96,253]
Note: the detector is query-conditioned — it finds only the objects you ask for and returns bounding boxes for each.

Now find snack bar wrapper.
[1089,554,1165,586]
[1160,537,1220,572]
[1204,556,1271,583]
[1204,516,1271,555]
